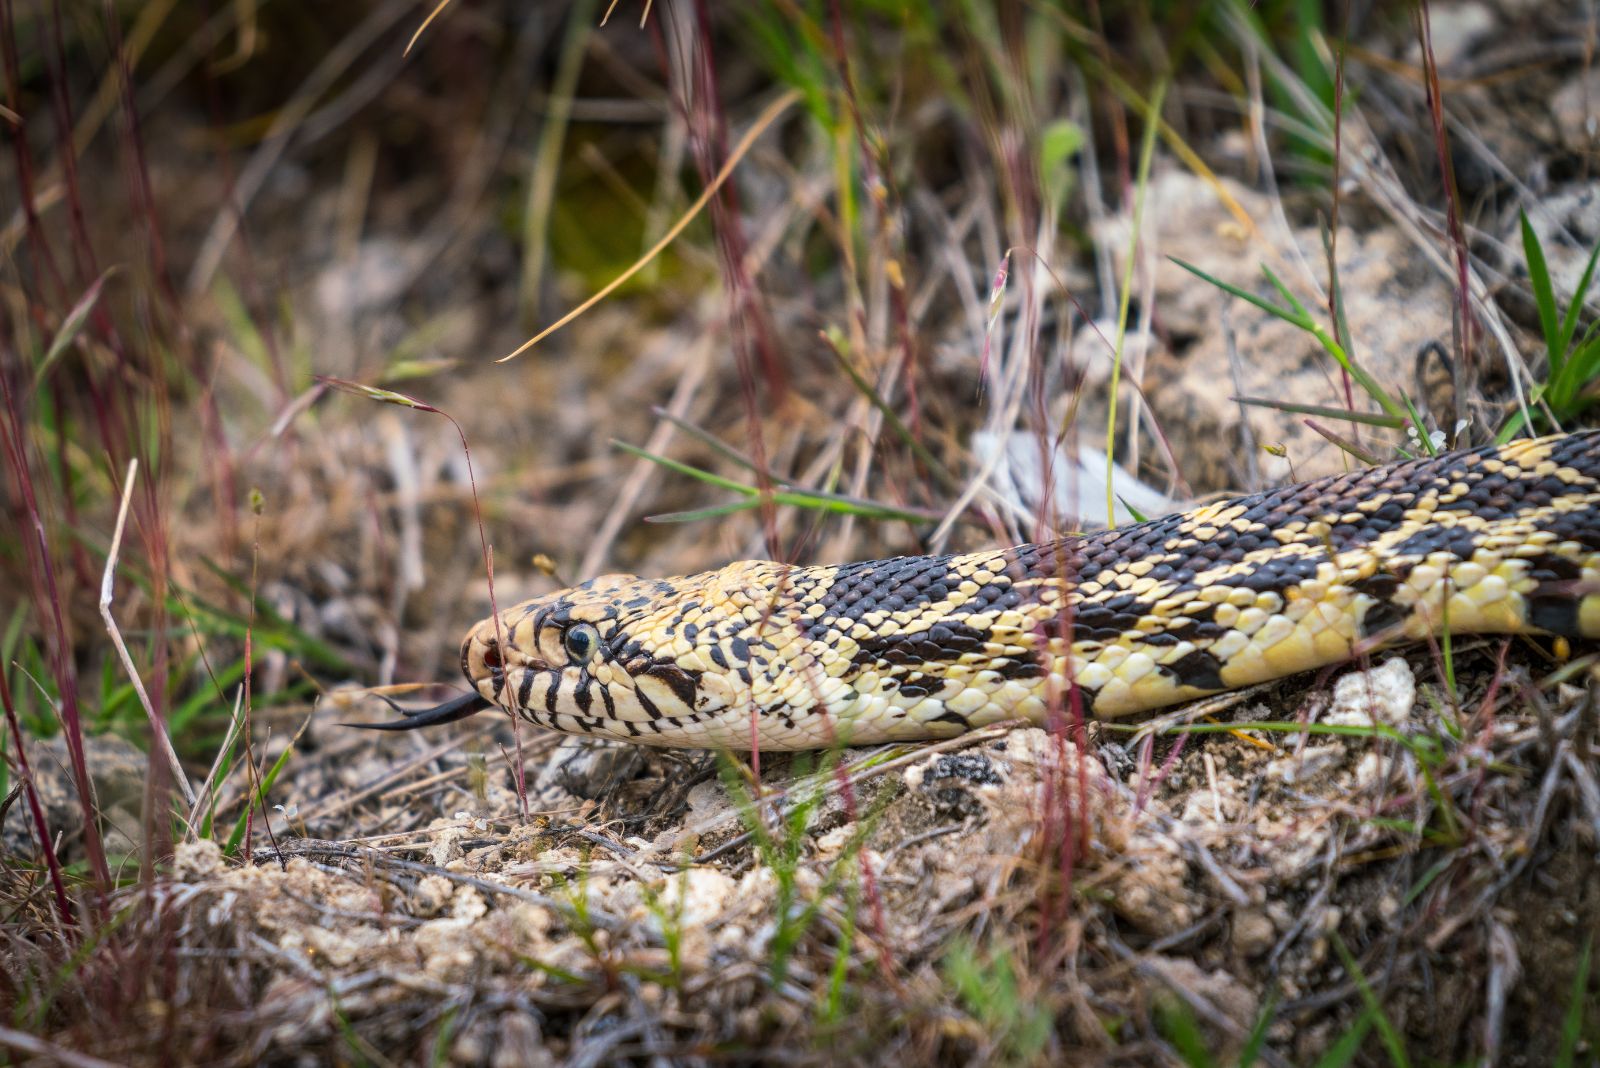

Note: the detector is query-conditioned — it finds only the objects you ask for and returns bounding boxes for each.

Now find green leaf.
[1521,210,1564,373]
[1040,119,1085,175]
[1040,118,1085,208]
[1118,496,1149,524]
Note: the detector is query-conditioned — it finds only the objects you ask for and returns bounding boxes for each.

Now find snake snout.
[462,628,510,691]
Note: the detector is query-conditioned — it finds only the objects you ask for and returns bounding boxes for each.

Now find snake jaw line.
[352,432,1600,749]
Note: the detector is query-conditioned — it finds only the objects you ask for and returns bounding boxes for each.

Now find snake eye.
[563,623,599,663]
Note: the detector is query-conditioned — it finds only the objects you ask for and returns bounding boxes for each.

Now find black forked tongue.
[344,690,491,731]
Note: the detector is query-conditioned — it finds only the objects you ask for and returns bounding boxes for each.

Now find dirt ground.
[3,2,1600,1065]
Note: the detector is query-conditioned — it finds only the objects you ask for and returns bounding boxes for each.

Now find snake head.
[350,571,741,745]
[469,571,750,743]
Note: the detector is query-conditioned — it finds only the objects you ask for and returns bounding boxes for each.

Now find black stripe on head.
[636,685,663,720]
[644,662,700,708]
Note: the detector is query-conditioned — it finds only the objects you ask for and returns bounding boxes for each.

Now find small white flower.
[1407,424,1448,450]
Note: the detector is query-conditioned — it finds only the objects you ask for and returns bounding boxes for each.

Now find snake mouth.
[342,690,492,731]
[349,620,548,731]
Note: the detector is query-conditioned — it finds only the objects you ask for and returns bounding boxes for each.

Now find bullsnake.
[357,432,1600,750]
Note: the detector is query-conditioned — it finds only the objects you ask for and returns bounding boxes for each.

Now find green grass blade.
[618,440,937,523]
[1496,402,1536,444]
[1401,395,1438,457]
[1556,243,1600,357]
[612,440,762,497]
[650,407,759,474]
[1554,935,1594,1068]
[1233,396,1404,428]
[766,489,936,521]
[822,886,859,1026]
[1170,257,1307,328]
[1238,991,1277,1067]
[1156,995,1215,1067]
[1312,1009,1374,1068]
[1331,934,1411,1068]
[1310,326,1408,422]
[34,267,118,386]
[1305,420,1381,465]
[224,733,299,856]
[1106,73,1170,524]
[1176,258,1408,422]
[645,500,762,524]
[1548,336,1600,412]
[1260,262,1313,324]
[822,331,957,489]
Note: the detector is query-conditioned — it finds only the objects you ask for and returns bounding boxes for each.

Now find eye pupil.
[563,624,597,661]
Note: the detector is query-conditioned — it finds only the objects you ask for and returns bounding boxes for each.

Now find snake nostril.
[481,642,503,670]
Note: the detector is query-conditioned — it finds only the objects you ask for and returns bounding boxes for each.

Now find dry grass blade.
[0,1026,125,1068]
[99,458,194,806]
[498,88,801,362]
[402,0,455,56]
[183,686,244,836]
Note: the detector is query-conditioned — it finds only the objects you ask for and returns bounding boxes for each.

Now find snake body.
[367,432,1600,750]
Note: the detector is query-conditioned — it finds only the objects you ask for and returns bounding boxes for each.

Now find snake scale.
[359,432,1600,750]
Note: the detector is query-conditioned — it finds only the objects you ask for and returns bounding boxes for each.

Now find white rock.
[650,867,735,932]
[1324,658,1416,729]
